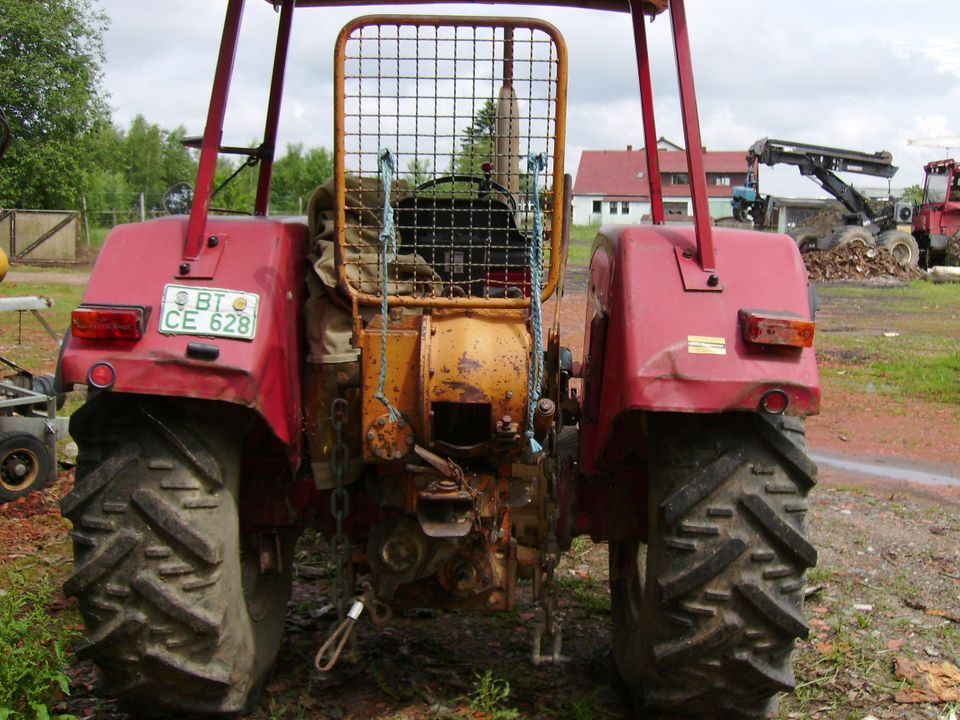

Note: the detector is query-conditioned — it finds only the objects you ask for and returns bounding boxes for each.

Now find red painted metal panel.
[285,0,639,11]
[668,0,715,273]
[630,4,663,224]
[255,0,296,216]
[187,0,245,259]
[59,216,308,467]
[578,224,820,475]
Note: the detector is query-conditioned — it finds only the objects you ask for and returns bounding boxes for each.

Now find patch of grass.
[814,282,960,404]
[556,573,610,616]
[0,577,78,720]
[565,225,600,267]
[568,225,600,244]
[806,565,834,585]
[87,226,111,249]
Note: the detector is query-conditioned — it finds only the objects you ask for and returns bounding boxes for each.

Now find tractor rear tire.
[877,230,920,268]
[61,398,295,715]
[830,226,875,250]
[611,412,817,719]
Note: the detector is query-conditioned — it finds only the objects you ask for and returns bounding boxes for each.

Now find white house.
[572,138,749,225]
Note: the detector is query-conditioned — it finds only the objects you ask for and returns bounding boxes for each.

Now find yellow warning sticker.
[688,336,727,355]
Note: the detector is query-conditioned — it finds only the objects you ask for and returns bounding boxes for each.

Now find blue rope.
[526,152,547,453]
[375,148,402,423]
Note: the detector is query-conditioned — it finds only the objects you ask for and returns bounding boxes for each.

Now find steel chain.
[532,451,567,665]
[329,397,351,620]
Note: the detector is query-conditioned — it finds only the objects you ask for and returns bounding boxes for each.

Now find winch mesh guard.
[334,16,567,306]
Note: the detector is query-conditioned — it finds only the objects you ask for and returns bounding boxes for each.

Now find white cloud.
[95,0,960,198]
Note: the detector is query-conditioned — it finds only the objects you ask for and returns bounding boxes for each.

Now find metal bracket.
[177,234,227,279]
[675,246,722,292]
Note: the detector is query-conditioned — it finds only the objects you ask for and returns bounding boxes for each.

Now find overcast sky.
[96,0,960,199]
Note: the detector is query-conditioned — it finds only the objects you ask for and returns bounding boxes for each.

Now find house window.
[670,173,689,185]
[609,202,618,214]
[711,175,731,186]
[620,201,630,214]
[664,201,687,216]
[592,200,602,213]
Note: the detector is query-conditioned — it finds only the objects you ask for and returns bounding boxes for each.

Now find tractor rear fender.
[578,224,819,476]
[57,216,308,467]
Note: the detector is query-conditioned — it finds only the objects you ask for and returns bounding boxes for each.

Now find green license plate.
[159,284,259,341]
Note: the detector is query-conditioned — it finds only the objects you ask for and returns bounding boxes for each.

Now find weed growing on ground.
[558,689,611,720]
[0,577,77,720]
[468,670,520,720]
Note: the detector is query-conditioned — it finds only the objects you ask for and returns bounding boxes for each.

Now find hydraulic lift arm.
[738,138,898,231]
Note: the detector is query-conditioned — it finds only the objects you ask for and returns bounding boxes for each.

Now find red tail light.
[740,310,814,348]
[72,307,145,340]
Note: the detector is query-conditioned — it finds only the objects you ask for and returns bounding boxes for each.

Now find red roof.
[574,147,747,198]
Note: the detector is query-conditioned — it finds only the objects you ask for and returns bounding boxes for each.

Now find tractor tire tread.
[62,399,285,715]
[613,412,815,719]
[138,406,223,487]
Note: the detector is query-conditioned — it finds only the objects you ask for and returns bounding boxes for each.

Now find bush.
[0,578,77,720]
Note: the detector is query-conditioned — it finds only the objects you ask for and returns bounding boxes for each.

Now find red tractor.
[913,158,960,266]
[57,1,819,718]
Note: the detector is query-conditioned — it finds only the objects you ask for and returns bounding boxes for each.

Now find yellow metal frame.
[333,14,568,309]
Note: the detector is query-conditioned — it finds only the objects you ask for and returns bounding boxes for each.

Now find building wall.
[572,196,651,225]
[572,195,736,224]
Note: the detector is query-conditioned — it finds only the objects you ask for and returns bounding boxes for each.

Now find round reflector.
[88,362,116,389]
[760,389,789,415]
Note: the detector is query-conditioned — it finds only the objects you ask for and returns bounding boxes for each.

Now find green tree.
[0,0,109,209]
[452,99,496,176]
[901,184,923,206]
[81,116,197,220]
[210,154,258,213]
[123,115,196,211]
[405,157,432,186]
[270,143,332,213]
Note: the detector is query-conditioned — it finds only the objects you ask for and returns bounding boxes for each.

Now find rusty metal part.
[413,444,463,479]
[438,545,495,597]
[496,414,517,439]
[534,397,556,440]
[417,490,476,538]
[360,311,530,461]
[366,413,414,461]
[410,446,482,538]
[367,516,436,602]
[358,315,421,461]
[425,310,529,455]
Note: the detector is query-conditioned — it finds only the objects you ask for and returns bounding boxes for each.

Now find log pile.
[804,244,923,282]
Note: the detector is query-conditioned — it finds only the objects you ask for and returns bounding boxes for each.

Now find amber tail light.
[739,310,814,348]
[72,307,145,340]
